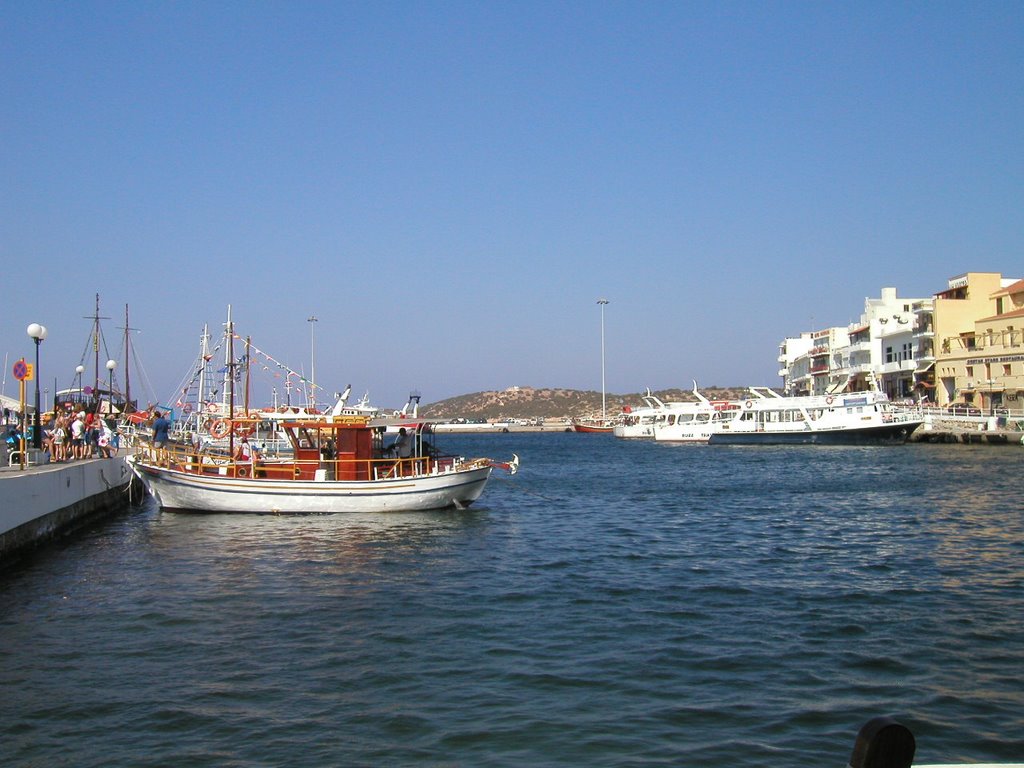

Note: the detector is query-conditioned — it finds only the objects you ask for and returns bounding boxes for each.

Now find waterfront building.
[777,333,813,395]
[931,272,1024,410]
[778,287,931,399]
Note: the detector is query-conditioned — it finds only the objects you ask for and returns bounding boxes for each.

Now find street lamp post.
[106,359,118,415]
[597,299,609,423]
[76,364,85,394]
[26,323,47,450]
[307,315,318,409]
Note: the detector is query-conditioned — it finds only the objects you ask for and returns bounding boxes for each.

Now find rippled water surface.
[2,435,1022,766]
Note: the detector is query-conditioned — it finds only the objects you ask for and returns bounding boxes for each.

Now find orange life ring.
[206,402,218,414]
[209,419,229,439]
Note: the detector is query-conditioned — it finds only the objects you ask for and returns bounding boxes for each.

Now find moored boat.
[709,387,922,445]
[626,383,739,440]
[571,418,615,433]
[127,415,518,514]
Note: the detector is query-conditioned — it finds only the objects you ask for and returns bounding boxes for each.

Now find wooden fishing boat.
[127,416,518,514]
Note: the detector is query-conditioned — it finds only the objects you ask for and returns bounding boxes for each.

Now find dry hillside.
[421,386,759,421]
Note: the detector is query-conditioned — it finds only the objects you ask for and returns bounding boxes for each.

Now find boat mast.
[83,294,111,411]
[597,298,609,423]
[227,305,235,456]
[123,305,130,410]
[197,324,210,416]
[244,336,251,415]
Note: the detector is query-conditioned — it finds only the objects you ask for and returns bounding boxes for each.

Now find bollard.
[848,716,916,768]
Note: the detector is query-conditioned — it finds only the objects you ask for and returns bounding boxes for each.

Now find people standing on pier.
[70,411,86,460]
[98,418,115,458]
[51,416,67,462]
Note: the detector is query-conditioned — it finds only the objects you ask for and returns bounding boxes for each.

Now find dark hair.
[153,411,161,418]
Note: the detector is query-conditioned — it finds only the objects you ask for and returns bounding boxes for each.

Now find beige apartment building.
[927,272,1024,411]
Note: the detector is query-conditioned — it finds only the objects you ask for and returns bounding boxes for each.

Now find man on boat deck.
[151,411,170,449]
[394,427,413,459]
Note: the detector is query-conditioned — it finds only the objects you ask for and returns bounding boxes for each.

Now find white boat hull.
[127,455,493,514]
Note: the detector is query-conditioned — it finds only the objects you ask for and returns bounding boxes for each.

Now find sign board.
[13,359,33,381]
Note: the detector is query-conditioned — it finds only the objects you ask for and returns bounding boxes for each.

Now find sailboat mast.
[123,304,131,411]
[244,336,251,415]
[198,324,210,415]
[227,305,235,456]
[93,293,100,405]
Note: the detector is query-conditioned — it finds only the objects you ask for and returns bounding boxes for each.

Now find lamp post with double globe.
[26,323,47,450]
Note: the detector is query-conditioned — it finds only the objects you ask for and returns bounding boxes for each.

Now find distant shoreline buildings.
[778,271,1023,412]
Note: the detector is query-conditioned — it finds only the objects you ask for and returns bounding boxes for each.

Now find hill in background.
[421,385,758,421]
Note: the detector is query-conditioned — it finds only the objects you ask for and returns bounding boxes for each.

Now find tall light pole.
[307,315,318,409]
[597,298,609,423]
[106,359,118,414]
[27,323,47,449]
[75,364,85,395]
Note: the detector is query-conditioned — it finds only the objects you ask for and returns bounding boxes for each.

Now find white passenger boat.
[614,389,673,439]
[625,384,739,440]
[709,387,922,445]
[654,387,922,445]
[127,415,518,514]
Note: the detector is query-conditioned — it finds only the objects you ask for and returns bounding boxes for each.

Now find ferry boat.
[653,388,921,445]
[127,415,519,514]
[626,384,740,441]
[709,387,922,445]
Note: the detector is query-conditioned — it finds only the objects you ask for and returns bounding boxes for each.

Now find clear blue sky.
[2,1,1022,409]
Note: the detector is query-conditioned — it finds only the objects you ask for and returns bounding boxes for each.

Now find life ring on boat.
[206,402,218,414]
[209,419,229,439]
[182,402,193,414]
[234,423,254,437]
[237,466,249,477]
[744,400,753,409]
[825,396,834,405]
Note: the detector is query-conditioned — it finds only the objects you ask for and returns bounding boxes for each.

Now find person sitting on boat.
[234,437,255,477]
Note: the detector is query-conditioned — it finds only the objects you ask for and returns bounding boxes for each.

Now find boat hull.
[572,423,614,433]
[709,420,922,446]
[127,456,493,514]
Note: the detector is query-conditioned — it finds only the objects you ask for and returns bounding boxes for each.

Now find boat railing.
[134,441,463,481]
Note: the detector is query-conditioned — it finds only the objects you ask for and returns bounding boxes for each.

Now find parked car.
[945,403,982,416]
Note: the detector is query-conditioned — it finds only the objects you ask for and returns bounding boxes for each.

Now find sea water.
[1,434,1021,766]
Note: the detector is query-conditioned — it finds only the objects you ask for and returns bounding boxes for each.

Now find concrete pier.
[0,455,133,567]
[909,413,1024,446]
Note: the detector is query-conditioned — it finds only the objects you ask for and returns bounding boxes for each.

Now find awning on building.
[914,362,935,373]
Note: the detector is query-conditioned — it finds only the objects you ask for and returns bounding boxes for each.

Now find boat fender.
[848,716,915,768]
[209,419,229,439]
